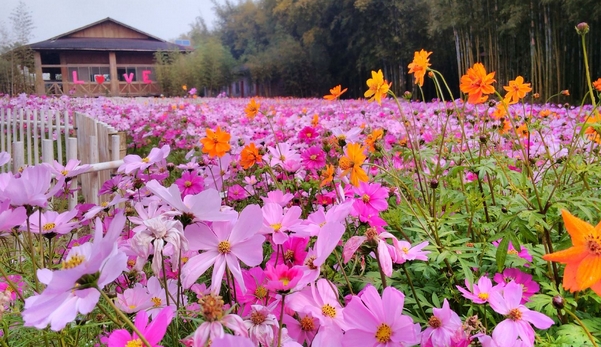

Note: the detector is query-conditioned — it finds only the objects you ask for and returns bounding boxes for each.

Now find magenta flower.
[107,306,174,347]
[267,236,308,267]
[488,281,554,346]
[175,170,204,197]
[227,184,248,201]
[284,312,320,346]
[342,285,421,347]
[298,126,319,144]
[421,299,464,347]
[264,264,303,293]
[301,146,326,171]
[457,276,500,304]
[182,204,265,292]
[493,268,539,303]
[493,240,533,265]
[352,181,389,215]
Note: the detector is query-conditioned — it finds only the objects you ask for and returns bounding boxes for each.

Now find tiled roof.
[29,38,191,52]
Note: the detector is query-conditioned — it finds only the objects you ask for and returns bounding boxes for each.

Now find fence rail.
[0,107,126,206]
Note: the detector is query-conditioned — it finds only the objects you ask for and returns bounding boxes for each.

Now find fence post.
[68,137,78,210]
[42,139,54,164]
[12,141,24,174]
[89,136,100,206]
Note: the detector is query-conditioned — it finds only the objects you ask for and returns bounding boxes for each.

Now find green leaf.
[496,236,509,272]
[459,258,474,288]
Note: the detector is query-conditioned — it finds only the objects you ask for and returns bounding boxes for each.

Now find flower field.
[1,50,601,347]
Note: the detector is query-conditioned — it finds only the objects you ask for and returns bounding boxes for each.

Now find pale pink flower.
[118,145,170,174]
[287,278,346,330]
[284,312,320,346]
[46,159,90,179]
[457,276,500,304]
[0,201,26,234]
[0,152,9,167]
[260,202,302,244]
[342,285,421,347]
[182,204,265,292]
[25,209,78,236]
[211,335,255,347]
[4,165,59,208]
[115,283,152,313]
[391,239,430,264]
[261,190,294,206]
[243,305,279,346]
[488,281,553,347]
[145,276,180,319]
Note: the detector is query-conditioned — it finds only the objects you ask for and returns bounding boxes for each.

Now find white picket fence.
[0,107,126,207]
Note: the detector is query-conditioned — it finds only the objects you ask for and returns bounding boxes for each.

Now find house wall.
[61,51,110,64]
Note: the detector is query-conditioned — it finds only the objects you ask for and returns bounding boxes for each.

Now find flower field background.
[1,46,601,346]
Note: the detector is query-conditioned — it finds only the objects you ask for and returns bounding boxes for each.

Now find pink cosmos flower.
[25,209,78,236]
[421,299,464,347]
[298,126,319,144]
[175,170,204,197]
[299,201,353,237]
[267,143,301,168]
[234,267,271,317]
[0,274,25,301]
[4,165,59,208]
[145,276,181,319]
[391,239,430,264]
[182,204,265,292]
[488,281,554,347]
[130,215,187,276]
[342,285,421,347]
[261,202,302,245]
[267,236,308,267]
[192,295,248,346]
[288,278,346,330]
[0,201,26,235]
[115,283,152,313]
[211,335,255,347]
[261,190,294,206]
[118,144,170,174]
[0,152,10,167]
[46,159,90,179]
[243,304,279,346]
[83,194,128,220]
[493,268,539,303]
[107,306,174,347]
[22,213,128,331]
[352,181,389,215]
[284,312,320,346]
[227,184,247,201]
[264,264,304,293]
[301,146,326,171]
[457,276,500,304]
[493,240,533,266]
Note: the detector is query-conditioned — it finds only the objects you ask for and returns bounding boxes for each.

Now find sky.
[0,0,225,44]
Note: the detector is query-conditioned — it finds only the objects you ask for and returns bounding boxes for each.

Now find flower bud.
[576,22,589,35]
[552,295,564,309]
[430,179,439,189]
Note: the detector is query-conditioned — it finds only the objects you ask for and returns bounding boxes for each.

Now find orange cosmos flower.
[459,63,496,104]
[311,114,319,127]
[324,85,348,100]
[515,123,529,138]
[593,78,601,92]
[364,69,390,105]
[200,126,231,158]
[320,164,335,188]
[182,85,187,91]
[503,76,532,104]
[584,111,601,144]
[407,49,432,87]
[338,143,369,187]
[245,98,260,119]
[498,119,512,135]
[240,143,262,169]
[365,128,384,153]
[543,210,601,295]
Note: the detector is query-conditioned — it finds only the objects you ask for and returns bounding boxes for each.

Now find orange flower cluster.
[324,85,348,100]
[543,210,601,296]
[503,76,532,104]
[408,50,432,87]
[459,63,496,104]
[199,126,231,158]
[365,128,383,153]
[245,98,260,119]
[584,111,601,144]
[593,77,601,92]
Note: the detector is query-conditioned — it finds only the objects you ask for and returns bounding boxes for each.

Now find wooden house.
[28,18,190,97]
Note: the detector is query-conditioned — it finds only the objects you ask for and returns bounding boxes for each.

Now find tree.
[9,1,34,45]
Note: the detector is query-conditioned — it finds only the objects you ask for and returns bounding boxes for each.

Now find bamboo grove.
[185,0,601,100]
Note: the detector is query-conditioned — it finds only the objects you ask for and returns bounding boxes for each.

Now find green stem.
[99,290,152,347]
[334,249,354,295]
[277,294,286,347]
[374,248,388,288]
[565,308,598,347]
[402,263,427,320]
[581,34,597,107]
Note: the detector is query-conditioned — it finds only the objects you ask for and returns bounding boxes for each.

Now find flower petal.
[576,255,601,289]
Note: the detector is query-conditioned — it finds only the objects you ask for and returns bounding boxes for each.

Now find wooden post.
[34,51,45,95]
[42,139,54,164]
[26,109,32,166]
[33,109,39,165]
[109,52,118,96]
[67,137,78,210]
[12,142,24,174]
[89,135,99,206]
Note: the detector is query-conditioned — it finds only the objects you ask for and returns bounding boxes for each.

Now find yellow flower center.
[184,180,192,187]
[279,155,286,161]
[508,308,522,321]
[428,316,442,328]
[305,255,317,270]
[321,304,336,318]
[61,170,69,176]
[217,240,231,254]
[62,254,85,269]
[362,194,370,203]
[478,292,489,300]
[141,157,150,163]
[507,249,518,255]
[585,234,601,255]
[339,157,352,170]
[42,222,56,231]
[101,201,109,207]
[128,304,137,310]
[255,286,268,299]
[151,297,162,307]
[271,223,282,232]
[401,247,409,254]
[284,249,295,262]
[310,154,317,160]
[250,311,266,325]
[300,316,315,331]
[280,277,290,286]
[125,339,143,347]
[375,323,392,343]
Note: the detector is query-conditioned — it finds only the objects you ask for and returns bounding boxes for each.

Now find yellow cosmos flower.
[338,143,368,187]
[324,85,348,100]
[364,70,390,105]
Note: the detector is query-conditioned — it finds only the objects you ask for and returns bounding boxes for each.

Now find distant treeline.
[165,0,601,101]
